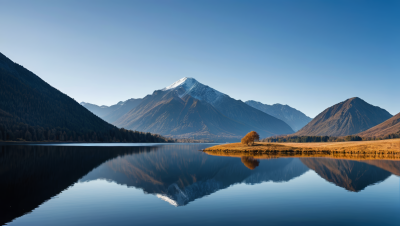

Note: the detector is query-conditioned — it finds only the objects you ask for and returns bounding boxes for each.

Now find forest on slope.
[0,52,171,143]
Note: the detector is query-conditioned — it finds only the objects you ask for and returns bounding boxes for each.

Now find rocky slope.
[294,97,392,136]
[358,113,400,138]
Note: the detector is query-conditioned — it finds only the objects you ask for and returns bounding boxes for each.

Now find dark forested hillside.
[0,52,171,142]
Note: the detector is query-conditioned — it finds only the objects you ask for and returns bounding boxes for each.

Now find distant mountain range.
[82,79,398,140]
[0,52,168,142]
[245,100,312,132]
[294,97,392,136]
[81,98,142,124]
[97,77,295,141]
[358,113,400,138]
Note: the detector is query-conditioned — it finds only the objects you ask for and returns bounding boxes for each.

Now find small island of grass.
[204,137,400,160]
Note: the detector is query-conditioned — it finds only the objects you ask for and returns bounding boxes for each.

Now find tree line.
[0,120,174,143]
[263,133,400,143]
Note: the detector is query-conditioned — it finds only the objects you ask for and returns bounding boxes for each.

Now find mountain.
[245,100,312,131]
[0,52,168,142]
[294,97,392,136]
[114,77,294,141]
[80,102,119,118]
[358,113,400,138]
[81,98,143,124]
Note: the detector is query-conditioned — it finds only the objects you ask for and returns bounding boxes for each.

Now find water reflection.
[0,145,157,225]
[204,152,400,192]
[0,144,399,225]
[241,157,259,170]
[80,147,308,206]
[301,159,391,191]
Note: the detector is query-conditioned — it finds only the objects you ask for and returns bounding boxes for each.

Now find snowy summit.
[162,77,225,105]
[162,77,197,91]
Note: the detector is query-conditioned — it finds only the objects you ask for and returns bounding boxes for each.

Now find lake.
[1,143,399,226]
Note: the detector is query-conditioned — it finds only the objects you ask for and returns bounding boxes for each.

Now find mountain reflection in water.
[80,147,308,206]
[301,159,392,192]
[1,144,399,225]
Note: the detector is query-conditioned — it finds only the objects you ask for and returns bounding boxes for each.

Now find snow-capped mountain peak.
[162,77,197,91]
[162,77,225,105]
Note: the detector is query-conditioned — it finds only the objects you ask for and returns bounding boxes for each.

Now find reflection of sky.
[9,173,400,226]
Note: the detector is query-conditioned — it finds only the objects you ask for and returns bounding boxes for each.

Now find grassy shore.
[203,139,400,160]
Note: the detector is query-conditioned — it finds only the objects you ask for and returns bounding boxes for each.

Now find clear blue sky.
[1,0,399,117]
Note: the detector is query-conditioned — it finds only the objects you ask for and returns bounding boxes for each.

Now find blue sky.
[1,0,399,117]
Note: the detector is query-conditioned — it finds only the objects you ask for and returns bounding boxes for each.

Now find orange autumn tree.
[241,131,260,146]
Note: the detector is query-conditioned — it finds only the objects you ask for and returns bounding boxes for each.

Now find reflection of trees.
[241,157,260,170]
[0,145,156,226]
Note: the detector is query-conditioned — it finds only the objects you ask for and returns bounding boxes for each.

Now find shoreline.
[203,150,400,160]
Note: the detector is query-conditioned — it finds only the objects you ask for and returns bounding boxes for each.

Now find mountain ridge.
[81,98,143,124]
[245,100,312,131]
[358,113,400,137]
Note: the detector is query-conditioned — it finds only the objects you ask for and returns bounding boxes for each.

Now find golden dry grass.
[203,139,400,160]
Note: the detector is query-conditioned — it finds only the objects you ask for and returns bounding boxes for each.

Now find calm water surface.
[1,144,399,226]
